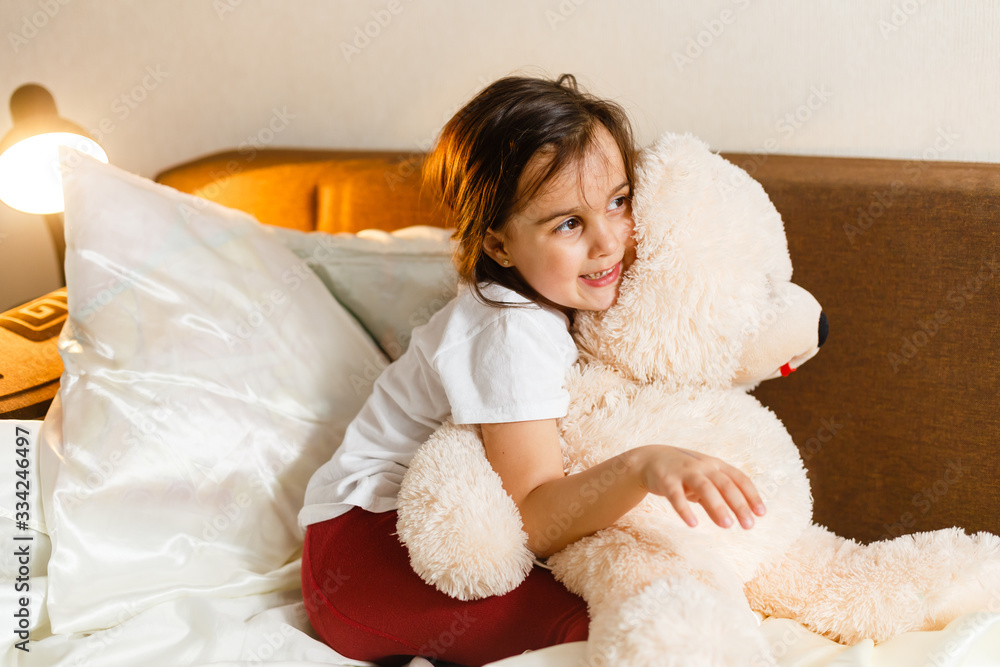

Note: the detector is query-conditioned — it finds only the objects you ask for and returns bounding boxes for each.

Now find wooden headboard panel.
[156,148,456,233]
[156,148,1000,544]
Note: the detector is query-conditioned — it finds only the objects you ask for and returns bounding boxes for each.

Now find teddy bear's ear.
[574,133,793,387]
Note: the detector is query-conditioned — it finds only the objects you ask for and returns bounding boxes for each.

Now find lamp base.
[43,212,65,286]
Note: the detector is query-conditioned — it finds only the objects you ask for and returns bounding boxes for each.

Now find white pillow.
[40,151,388,634]
[273,226,458,360]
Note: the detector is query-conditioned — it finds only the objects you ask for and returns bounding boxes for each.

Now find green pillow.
[273,226,458,360]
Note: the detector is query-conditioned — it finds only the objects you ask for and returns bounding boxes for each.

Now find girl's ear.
[482,229,512,267]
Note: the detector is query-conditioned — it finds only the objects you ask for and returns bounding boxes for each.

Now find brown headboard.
[9,146,991,545]
[738,155,1000,543]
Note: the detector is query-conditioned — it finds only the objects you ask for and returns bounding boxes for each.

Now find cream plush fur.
[396,133,1000,666]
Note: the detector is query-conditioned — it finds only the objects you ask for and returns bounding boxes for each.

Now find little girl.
[299,74,766,667]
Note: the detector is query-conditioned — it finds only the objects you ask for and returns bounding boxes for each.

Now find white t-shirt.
[298,282,579,528]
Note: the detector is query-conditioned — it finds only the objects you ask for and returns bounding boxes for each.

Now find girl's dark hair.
[423,73,636,308]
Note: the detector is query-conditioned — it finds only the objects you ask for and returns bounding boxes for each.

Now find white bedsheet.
[3,417,999,667]
[5,581,999,667]
[486,614,1000,666]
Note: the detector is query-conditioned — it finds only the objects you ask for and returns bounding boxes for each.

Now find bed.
[1,143,998,667]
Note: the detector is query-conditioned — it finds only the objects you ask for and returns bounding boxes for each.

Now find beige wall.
[1,0,998,308]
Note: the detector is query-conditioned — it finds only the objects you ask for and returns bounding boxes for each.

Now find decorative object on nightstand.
[0,287,67,419]
[0,83,108,284]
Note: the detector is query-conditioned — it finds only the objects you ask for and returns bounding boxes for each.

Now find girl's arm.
[482,419,766,558]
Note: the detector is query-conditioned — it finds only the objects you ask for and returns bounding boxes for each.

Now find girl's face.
[484,126,635,314]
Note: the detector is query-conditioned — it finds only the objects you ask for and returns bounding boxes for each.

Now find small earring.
[502,259,510,266]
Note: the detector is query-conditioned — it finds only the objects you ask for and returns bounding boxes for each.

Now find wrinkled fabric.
[484,613,1000,666]
[38,152,386,635]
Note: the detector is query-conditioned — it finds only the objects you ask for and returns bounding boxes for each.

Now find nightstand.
[0,287,66,419]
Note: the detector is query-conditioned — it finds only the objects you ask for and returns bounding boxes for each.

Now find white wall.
[1,0,998,308]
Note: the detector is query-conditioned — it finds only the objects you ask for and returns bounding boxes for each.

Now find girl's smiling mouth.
[580,261,621,287]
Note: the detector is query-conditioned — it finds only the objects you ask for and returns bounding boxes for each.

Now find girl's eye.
[608,195,629,211]
[554,218,581,233]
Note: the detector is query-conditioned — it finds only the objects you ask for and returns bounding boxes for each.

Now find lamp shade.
[0,84,108,215]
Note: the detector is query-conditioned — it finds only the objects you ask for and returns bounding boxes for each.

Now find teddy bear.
[395,133,1000,666]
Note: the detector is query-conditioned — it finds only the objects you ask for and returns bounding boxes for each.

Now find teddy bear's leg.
[744,522,1000,644]
[549,521,775,666]
[586,577,777,667]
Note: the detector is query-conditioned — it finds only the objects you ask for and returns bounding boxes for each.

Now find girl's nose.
[590,217,620,257]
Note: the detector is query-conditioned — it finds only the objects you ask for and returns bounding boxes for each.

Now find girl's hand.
[635,445,766,529]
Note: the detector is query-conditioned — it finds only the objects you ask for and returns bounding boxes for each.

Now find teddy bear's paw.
[396,424,533,600]
[584,578,774,667]
[797,527,1000,644]
[919,529,1000,630]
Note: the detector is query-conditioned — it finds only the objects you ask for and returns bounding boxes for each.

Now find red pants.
[301,507,589,666]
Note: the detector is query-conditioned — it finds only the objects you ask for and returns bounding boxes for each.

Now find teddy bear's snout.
[731,281,825,387]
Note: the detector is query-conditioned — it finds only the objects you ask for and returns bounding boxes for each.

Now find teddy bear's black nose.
[818,312,829,347]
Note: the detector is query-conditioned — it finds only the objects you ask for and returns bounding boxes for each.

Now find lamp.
[0,84,108,284]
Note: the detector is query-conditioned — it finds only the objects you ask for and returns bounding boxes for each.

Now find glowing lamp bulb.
[0,132,108,215]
